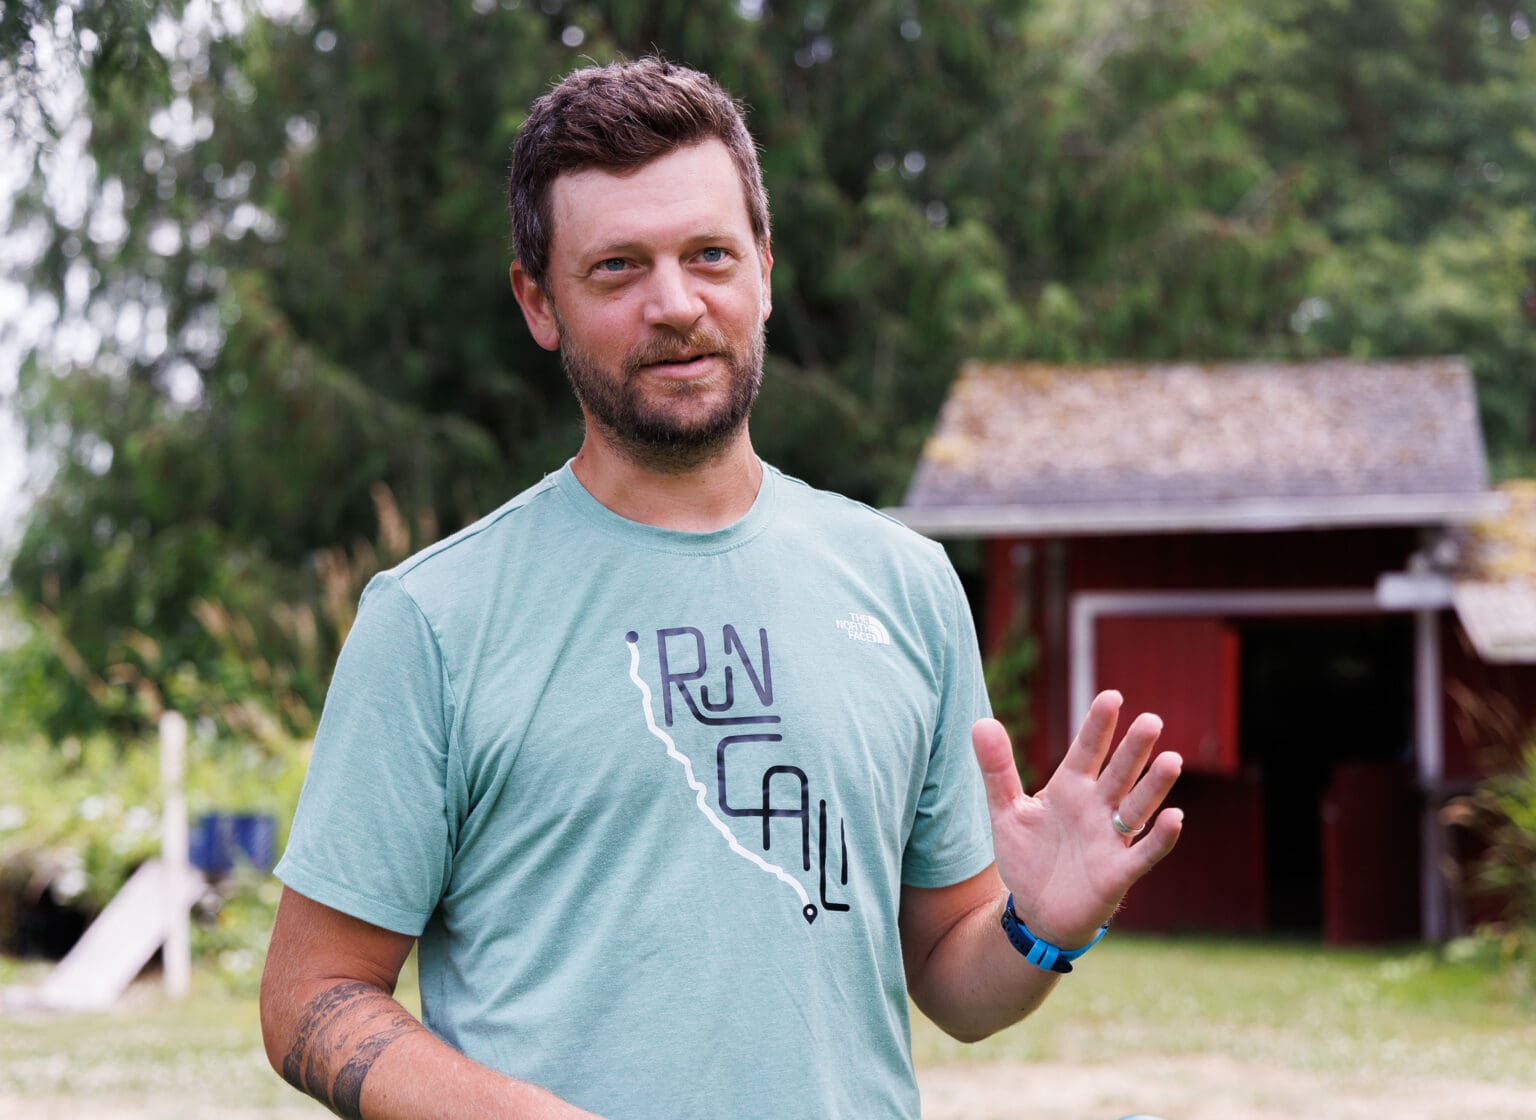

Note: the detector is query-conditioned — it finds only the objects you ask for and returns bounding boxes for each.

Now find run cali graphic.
[624,626,850,925]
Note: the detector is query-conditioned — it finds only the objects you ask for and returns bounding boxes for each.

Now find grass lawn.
[910,933,1536,1083]
[1,936,1532,1116]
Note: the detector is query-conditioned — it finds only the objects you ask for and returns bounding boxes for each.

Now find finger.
[1113,750,1183,834]
[1098,712,1164,803]
[971,718,1025,815]
[1121,806,1184,881]
[1058,690,1122,776]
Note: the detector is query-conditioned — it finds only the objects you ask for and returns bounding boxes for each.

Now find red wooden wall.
[1112,773,1269,933]
[1095,616,1240,774]
[983,528,1420,782]
[1321,761,1421,943]
[974,525,1536,941]
[1440,615,1536,780]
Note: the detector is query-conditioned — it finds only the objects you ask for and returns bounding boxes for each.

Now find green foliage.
[191,865,283,995]
[0,726,309,989]
[1445,739,1536,976]
[0,479,402,741]
[982,620,1036,787]
[1,2,181,139]
[3,0,1536,741]
[0,728,308,906]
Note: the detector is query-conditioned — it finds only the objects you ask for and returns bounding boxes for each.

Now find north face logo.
[835,611,891,645]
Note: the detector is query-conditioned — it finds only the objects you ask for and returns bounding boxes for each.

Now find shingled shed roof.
[892,357,1502,536]
[1454,481,1536,664]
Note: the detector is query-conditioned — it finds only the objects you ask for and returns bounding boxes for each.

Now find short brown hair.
[508,57,770,288]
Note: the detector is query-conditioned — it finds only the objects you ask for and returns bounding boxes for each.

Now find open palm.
[971,691,1184,949]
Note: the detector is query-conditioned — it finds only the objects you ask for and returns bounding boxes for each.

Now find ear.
[758,240,774,322]
[510,260,561,352]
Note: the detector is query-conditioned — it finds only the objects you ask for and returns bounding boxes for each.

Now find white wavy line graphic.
[624,632,813,917]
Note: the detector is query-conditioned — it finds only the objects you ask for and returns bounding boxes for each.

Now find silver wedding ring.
[1112,809,1146,838]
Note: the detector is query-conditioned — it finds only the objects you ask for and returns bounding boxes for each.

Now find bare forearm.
[270,980,599,1120]
[909,893,1062,1043]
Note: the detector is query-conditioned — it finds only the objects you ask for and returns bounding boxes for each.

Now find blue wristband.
[1000,894,1108,973]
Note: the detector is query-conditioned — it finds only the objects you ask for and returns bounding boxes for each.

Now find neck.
[570,426,764,531]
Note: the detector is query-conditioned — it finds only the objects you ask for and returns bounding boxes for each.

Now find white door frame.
[1068,589,1446,939]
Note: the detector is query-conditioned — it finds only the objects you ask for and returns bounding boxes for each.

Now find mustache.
[623,327,733,375]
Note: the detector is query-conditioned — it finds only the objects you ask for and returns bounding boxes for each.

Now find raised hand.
[971,690,1183,949]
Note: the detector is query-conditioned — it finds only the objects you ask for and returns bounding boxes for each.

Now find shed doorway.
[1238,617,1415,935]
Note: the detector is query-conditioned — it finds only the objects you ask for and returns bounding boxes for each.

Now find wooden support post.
[159,711,192,999]
[1414,610,1448,941]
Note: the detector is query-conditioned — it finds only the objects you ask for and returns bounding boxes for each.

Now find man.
[260,58,1183,1120]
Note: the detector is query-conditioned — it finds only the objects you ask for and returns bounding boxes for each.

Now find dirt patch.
[918,1055,1536,1120]
[7,1058,1536,1120]
[0,1099,323,1120]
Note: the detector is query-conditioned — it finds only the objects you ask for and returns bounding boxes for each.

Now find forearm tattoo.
[282,981,418,1119]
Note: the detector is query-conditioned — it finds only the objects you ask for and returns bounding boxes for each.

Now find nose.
[642,260,706,332]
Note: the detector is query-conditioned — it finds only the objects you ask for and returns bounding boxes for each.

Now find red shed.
[889,357,1533,943]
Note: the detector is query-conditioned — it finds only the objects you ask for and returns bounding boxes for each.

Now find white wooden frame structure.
[1067,587,1451,940]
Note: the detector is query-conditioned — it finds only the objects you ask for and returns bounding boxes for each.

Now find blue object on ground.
[188,812,277,875]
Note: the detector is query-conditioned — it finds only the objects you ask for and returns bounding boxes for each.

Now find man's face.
[511,140,773,471]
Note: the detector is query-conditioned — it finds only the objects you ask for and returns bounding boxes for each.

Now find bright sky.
[0,312,30,570]
[0,45,64,571]
[0,2,414,577]
[0,0,304,572]
[0,5,100,571]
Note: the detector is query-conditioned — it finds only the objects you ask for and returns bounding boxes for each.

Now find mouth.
[639,352,718,375]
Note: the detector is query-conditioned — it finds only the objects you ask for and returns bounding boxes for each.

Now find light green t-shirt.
[276,461,994,1119]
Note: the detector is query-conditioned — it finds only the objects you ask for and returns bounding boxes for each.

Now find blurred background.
[1,2,1535,1117]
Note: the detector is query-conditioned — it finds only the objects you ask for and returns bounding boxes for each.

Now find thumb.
[971,718,1025,816]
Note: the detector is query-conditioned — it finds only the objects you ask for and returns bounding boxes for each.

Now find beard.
[557,316,766,473]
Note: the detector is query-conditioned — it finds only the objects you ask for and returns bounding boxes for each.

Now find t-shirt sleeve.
[901,560,996,888]
[274,572,455,936]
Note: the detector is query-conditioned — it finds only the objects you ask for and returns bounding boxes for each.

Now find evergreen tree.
[2,0,1533,738]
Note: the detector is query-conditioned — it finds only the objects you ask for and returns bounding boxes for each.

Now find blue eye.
[699,247,726,263]
[597,258,628,272]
